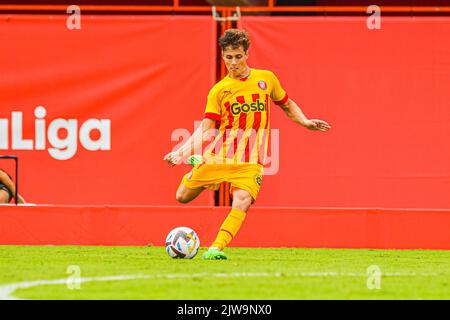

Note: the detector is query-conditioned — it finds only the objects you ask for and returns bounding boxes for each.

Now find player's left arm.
[278,98,331,132]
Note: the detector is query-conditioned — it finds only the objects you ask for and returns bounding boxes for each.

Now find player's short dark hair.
[219,29,251,53]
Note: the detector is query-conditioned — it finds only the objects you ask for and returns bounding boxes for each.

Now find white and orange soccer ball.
[165,227,200,259]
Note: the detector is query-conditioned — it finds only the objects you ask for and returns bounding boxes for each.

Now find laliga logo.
[0,106,111,160]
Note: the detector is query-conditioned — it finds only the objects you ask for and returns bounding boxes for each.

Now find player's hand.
[303,119,331,132]
[163,151,182,167]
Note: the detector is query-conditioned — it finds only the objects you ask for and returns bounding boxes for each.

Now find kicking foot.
[187,155,203,167]
[202,248,227,260]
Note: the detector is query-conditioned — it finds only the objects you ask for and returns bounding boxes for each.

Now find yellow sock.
[211,208,247,250]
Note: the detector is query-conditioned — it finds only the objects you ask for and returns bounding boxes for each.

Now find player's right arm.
[163,118,217,167]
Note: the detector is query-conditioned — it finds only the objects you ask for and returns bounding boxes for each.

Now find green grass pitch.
[0,246,449,300]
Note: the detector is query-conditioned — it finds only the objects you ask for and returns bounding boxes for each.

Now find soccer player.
[164,29,330,259]
[0,169,26,204]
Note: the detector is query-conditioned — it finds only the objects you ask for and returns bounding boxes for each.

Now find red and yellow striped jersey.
[203,68,288,165]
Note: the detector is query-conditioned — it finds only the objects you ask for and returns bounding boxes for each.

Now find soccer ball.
[165,227,200,259]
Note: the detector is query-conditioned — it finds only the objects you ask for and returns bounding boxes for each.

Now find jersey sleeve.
[270,72,289,105]
[204,86,222,122]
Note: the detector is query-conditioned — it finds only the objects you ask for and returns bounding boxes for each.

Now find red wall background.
[0,15,215,205]
[241,17,450,209]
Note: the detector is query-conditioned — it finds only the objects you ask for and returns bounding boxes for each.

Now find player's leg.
[175,184,205,204]
[203,188,252,260]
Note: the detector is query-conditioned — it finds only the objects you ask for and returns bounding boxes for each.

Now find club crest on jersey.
[254,174,263,186]
[258,80,267,90]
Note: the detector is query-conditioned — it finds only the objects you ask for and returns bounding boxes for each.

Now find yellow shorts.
[180,162,264,201]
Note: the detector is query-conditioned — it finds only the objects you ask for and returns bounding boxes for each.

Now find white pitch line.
[0,271,439,300]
